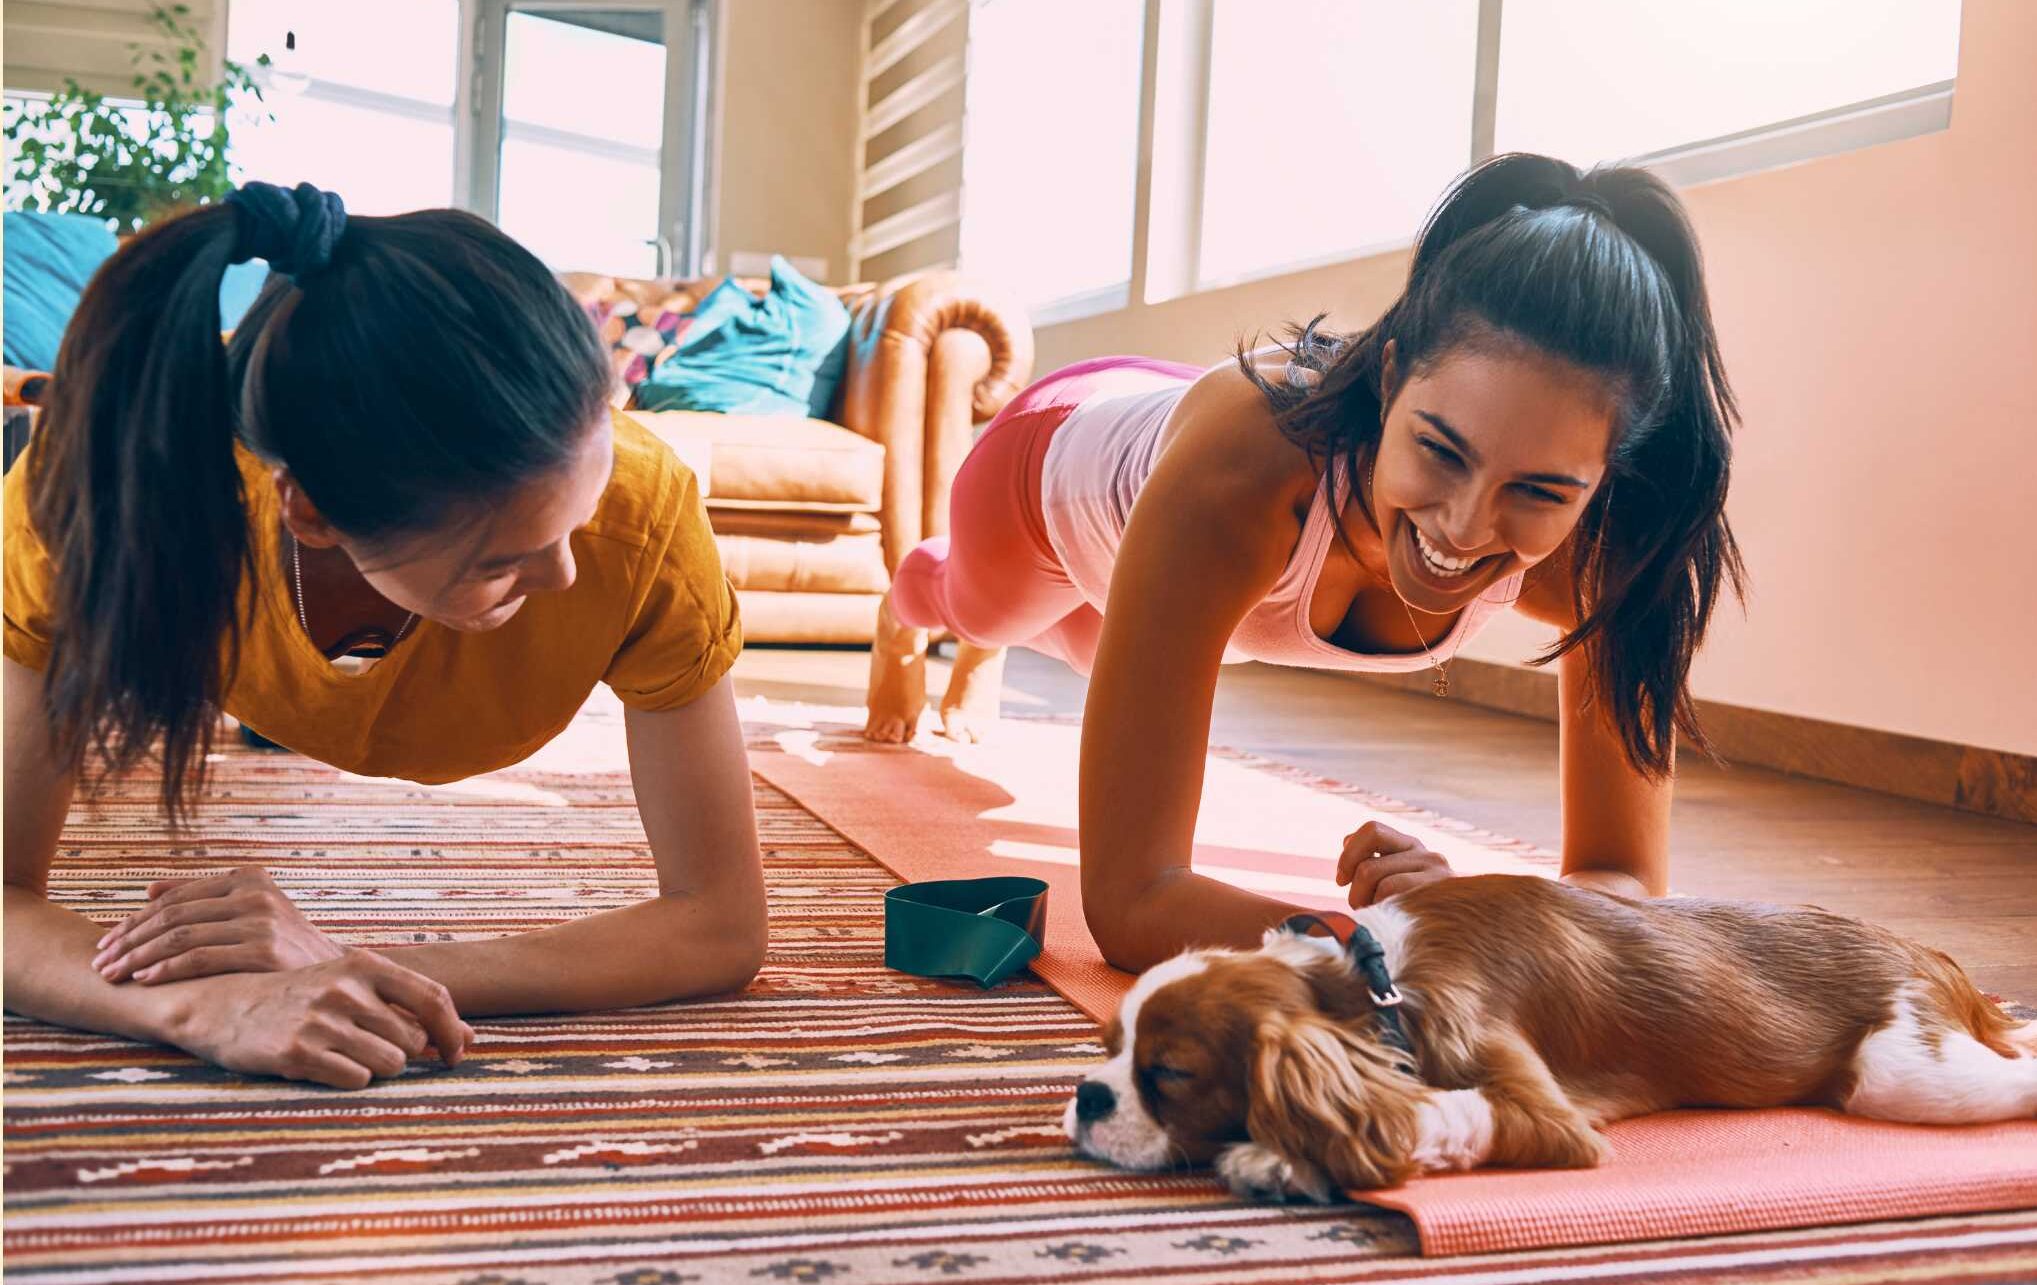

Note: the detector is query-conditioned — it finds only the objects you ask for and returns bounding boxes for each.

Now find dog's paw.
[1565,1125,1612,1169]
[1215,1142,1335,1203]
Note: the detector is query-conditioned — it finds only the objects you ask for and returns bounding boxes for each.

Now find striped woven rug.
[6,717,2035,1284]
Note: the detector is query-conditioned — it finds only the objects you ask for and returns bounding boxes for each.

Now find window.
[221,0,715,278]
[1198,0,1479,288]
[495,11,669,278]
[956,0,1963,318]
[958,0,1145,322]
[226,0,461,215]
[1495,0,1962,169]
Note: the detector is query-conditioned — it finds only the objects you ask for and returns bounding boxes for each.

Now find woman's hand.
[166,950,474,1090]
[1337,821,1456,906]
[92,865,345,985]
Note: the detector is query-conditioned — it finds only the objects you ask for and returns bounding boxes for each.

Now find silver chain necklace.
[289,529,417,654]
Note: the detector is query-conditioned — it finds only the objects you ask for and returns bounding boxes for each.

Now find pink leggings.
[889,356,1202,675]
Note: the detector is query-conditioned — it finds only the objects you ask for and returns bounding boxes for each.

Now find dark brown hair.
[1242,153,1745,778]
[28,199,611,820]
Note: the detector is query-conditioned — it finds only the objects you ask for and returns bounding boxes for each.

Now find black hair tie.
[223,181,347,279]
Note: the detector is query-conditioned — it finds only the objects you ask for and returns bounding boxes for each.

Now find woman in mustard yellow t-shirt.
[3,183,763,1090]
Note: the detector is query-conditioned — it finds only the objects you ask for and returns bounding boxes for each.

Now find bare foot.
[937,642,1005,743]
[863,593,928,743]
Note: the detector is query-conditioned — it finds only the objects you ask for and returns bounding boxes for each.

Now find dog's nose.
[1075,1080,1116,1124]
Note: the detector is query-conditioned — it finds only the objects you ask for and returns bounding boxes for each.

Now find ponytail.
[1242,153,1745,778]
[29,205,249,822]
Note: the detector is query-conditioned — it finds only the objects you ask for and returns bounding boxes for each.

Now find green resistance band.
[884,876,1049,989]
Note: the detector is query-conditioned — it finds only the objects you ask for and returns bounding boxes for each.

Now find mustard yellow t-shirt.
[3,408,741,783]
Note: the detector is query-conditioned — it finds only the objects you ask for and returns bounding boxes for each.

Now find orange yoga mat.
[742,702,1559,1023]
[741,700,2037,1255]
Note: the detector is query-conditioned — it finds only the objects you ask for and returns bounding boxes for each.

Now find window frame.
[460,0,718,278]
[954,0,1148,325]
[1119,0,1958,309]
[219,0,466,214]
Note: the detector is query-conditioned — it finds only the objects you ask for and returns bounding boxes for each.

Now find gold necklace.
[1363,454,1452,697]
[1394,592,1452,697]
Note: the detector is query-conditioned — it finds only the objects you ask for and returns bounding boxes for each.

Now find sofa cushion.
[2,213,271,372]
[2,212,117,371]
[683,275,756,340]
[708,508,883,539]
[589,294,693,392]
[633,257,851,418]
[633,410,884,510]
[714,530,889,595]
[735,589,887,645]
[560,274,705,401]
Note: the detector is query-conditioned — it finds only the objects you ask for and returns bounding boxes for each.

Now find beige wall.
[710,0,862,283]
[1035,0,2036,757]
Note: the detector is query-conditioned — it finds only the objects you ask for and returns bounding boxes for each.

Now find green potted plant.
[2,3,271,232]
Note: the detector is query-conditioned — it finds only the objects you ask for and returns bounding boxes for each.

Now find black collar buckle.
[1273,915,1419,1076]
[1345,924,1418,1076]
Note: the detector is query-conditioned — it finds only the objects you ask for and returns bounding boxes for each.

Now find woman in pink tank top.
[867,154,1744,972]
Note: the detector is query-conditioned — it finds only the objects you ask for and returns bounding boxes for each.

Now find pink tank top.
[1037,367,1525,671]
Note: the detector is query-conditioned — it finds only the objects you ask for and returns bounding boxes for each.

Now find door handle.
[644,234,675,278]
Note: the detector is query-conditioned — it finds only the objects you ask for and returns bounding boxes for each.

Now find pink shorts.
[888,355,1202,674]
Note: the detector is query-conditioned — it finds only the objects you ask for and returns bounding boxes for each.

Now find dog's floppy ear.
[1245,1012,1424,1192]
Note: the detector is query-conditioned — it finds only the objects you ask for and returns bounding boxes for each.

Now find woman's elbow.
[720,925,769,992]
[699,911,768,997]
[650,938,762,1004]
[640,895,766,1002]
[1084,896,1165,976]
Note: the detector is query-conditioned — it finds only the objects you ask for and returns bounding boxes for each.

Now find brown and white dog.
[1064,875,2036,1202]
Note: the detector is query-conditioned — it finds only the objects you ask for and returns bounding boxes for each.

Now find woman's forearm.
[0,665,196,1041]
[1087,867,1305,974]
[3,885,199,1043]
[1559,868,1653,899]
[371,890,766,1017]
[1556,651,1673,896]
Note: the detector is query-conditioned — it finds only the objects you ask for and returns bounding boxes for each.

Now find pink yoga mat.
[741,704,2037,1256]
[1366,1110,2037,1256]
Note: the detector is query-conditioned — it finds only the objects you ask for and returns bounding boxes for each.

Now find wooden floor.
[733,645,2037,1001]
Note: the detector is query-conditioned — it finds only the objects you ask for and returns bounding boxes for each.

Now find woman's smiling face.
[1365,339,1616,614]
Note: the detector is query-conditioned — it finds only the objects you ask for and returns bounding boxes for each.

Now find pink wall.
[1035,0,2036,755]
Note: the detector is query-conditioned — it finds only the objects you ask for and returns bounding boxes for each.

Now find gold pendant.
[1431,671,1449,697]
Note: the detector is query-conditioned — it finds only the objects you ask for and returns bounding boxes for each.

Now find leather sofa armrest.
[836,271,1035,573]
[5,367,52,407]
[3,368,47,471]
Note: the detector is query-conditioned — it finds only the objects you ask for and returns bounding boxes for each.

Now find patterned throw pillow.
[585,295,695,392]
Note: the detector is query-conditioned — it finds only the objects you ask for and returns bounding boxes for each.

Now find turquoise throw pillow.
[684,276,756,345]
[3,212,118,371]
[218,259,271,330]
[3,211,273,369]
[634,256,852,419]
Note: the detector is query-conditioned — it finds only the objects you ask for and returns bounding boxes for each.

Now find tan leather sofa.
[561,271,1035,644]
